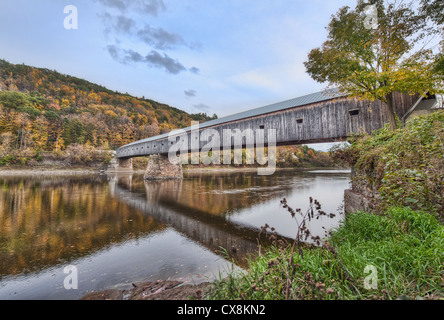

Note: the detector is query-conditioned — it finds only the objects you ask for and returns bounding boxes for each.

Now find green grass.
[207,207,444,300]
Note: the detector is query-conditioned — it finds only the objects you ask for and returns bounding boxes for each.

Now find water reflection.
[0,169,350,299]
[115,178,264,267]
[0,176,164,278]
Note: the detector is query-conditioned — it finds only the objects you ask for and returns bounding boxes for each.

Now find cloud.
[99,0,200,75]
[139,0,166,16]
[145,50,186,74]
[107,45,200,75]
[106,45,144,64]
[189,67,200,75]
[184,90,197,97]
[137,24,201,50]
[106,45,121,61]
[137,25,186,50]
[115,15,136,33]
[99,13,200,52]
[100,13,136,34]
[95,0,166,16]
[193,103,211,112]
[95,0,129,11]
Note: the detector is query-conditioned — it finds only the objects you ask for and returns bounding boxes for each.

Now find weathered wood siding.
[117,93,418,159]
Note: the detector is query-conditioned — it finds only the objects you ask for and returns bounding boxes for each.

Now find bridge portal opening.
[296,119,304,124]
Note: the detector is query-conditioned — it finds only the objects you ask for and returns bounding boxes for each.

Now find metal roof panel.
[121,88,345,148]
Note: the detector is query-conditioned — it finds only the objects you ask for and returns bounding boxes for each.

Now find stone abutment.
[143,154,183,181]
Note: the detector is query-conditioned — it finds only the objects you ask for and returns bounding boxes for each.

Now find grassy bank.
[207,206,444,300]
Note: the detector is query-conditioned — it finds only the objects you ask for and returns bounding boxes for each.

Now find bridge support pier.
[118,158,133,170]
[144,154,183,180]
[107,154,133,173]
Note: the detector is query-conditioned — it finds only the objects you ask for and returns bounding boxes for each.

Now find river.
[0,169,350,300]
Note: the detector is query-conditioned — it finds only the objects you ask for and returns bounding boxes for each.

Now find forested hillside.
[0,59,216,156]
[0,59,335,169]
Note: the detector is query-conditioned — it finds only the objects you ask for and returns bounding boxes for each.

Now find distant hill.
[0,59,216,153]
[0,59,334,169]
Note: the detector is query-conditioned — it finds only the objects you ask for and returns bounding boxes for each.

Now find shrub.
[63,144,112,165]
[0,149,40,166]
[132,157,150,170]
[332,111,444,217]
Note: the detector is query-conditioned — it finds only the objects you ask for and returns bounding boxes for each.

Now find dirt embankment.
[80,280,212,300]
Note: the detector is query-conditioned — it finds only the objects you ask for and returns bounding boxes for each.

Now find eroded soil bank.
[80,281,211,300]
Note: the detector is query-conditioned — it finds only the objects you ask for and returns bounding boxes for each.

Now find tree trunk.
[385,93,397,131]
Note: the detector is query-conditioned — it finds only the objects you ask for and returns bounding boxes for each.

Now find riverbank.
[79,206,444,301]
[0,167,101,176]
[183,166,348,174]
[207,206,444,300]
[80,280,211,300]
[0,165,349,176]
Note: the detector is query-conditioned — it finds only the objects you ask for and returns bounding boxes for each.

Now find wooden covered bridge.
[114,89,441,178]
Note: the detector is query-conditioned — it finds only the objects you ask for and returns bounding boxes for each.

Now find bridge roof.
[122,88,346,147]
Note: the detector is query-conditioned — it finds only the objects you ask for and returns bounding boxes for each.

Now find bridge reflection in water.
[109,173,293,267]
[110,169,350,267]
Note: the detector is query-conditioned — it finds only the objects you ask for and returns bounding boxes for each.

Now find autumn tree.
[140,123,160,139]
[304,0,443,130]
[420,0,444,75]
[0,132,14,156]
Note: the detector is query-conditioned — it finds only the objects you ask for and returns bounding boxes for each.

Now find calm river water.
[0,169,350,300]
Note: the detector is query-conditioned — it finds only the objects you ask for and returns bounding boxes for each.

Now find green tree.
[420,0,444,76]
[0,91,42,118]
[304,0,443,130]
[420,0,444,26]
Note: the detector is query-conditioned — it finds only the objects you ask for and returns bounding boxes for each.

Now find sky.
[0,0,358,150]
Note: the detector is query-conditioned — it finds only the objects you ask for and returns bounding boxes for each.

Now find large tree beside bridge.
[304,0,443,130]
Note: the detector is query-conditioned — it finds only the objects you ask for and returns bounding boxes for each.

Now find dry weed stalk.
[260,197,338,300]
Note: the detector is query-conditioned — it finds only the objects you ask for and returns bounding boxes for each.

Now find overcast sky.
[0,0,359,119]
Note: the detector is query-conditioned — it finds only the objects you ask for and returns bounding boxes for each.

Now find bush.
[132,157,150,170]
[0,154,17,166]
[332,111,444,216]
[63,144,113,165]
[0,149,41,166]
